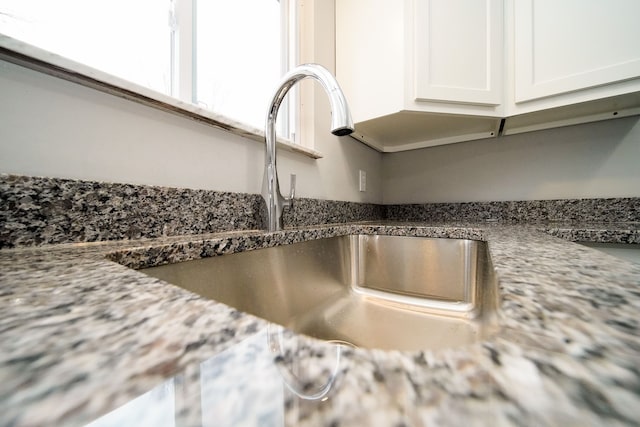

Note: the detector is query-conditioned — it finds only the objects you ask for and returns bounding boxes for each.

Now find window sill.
[0,35,323,160]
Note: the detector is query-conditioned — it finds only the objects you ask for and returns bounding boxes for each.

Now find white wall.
[0,1,383,204]
[383,116,640,204]
[2,0,639,207]
[3,54,638,206]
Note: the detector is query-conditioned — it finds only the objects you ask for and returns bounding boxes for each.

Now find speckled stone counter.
[0,174,384,248]
[3,174,637,249]
[386,198,640,223]
[1,222,639,426]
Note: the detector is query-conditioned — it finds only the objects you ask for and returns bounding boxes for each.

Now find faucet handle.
[288,174,296,204]
[283,173,296,211]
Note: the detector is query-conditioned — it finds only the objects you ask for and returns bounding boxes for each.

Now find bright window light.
[195,0,282,131]
[0,0,295,140]
[0,0,172,94]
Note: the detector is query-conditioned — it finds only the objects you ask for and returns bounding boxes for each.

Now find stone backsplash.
[1,174,638,248]
[0,175,383,248]
[385,199,640,223]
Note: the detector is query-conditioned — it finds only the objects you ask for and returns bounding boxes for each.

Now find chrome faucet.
[262,63,354,232]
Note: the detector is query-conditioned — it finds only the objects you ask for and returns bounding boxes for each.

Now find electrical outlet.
[359,170,366,192]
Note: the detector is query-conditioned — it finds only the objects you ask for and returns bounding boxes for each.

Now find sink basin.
[140,235,499,351]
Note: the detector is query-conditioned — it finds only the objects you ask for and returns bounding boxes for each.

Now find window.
[0,0,297,140]
[0,0,173,94]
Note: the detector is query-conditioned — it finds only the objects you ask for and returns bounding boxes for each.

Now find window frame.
[0,0,318,157]
[170,0,299,144]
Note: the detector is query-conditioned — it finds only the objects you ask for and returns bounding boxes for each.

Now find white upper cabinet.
[503,0,640,134]
[337,0,640,151]
[336,0,503,152]
[414,0,503,106]
[512,0,640,104]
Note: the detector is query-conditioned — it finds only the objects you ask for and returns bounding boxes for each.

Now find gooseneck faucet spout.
[262,64,354,232]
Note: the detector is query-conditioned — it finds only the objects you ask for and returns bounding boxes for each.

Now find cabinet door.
[514,0,640,103]
[335,0,405,123]
[414,0,503,106]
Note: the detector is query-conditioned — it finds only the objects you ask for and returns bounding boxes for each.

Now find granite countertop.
[1,222,639,426]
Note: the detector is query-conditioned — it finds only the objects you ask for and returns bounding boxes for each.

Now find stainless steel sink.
[140,235,499,351]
